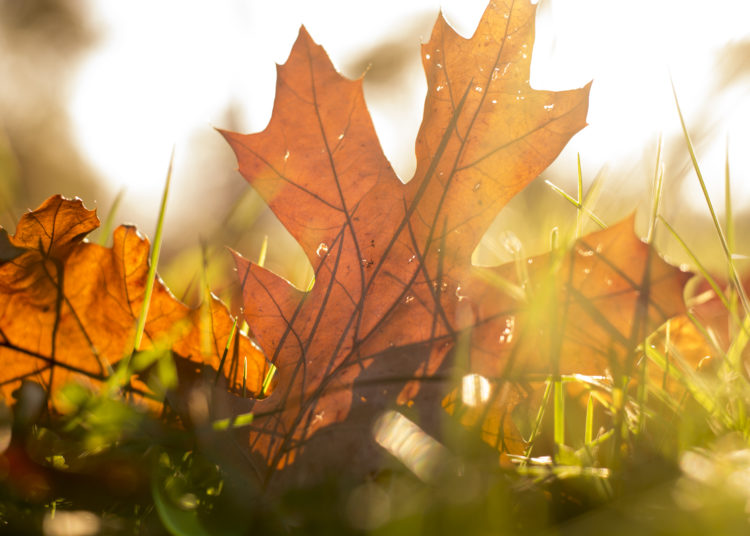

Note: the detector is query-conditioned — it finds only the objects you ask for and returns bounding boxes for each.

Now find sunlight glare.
[70,0,750,234]
[373,410,450,482]
[461,373,491,407]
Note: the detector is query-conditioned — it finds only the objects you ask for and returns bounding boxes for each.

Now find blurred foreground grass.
[3,122,750,534]
[2,2,750,534]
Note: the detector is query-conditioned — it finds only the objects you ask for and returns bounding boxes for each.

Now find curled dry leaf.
[0,195,266,406]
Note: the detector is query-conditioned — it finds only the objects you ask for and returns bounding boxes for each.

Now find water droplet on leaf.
[498,317,515,344]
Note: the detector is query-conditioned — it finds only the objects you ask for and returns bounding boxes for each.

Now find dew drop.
[283,149,290,161]
[338,133,345,140]
[316,242,329,256]
[544,104,554,111]
[527,258,533,264]
[473,182,481,192]
[498,316,515,344]
[436,85,444,92]
[491,99,497,104]
[455,285,466,302]
[436,63,442,68]
[583,267,591,275]
[404,295,415,304]
[576,246,594,257]
[425,53,431,60]
[408,255,416,263]
[606,278,613,286]
[474,86,483,92]
[522,53,527,59]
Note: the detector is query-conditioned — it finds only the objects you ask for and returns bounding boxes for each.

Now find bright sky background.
[70,0,750,259]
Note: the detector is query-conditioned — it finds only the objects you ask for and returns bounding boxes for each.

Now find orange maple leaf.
[0,195,266,405]
[217,0,688,485]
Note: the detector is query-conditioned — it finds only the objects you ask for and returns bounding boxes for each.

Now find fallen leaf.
[444,216,691,454]
[0,195,266,406]
[220,0,688,485]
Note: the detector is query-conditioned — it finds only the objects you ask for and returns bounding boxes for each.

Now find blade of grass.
[198,239,212,359]
[581,167,607,229]
[258,234,268,268]
[725,135,735,254]
[671,80,750,317]
[585,394,594,445]
[132,148,174,355]
[576,153,583,237]
[261,363,277,397]
[636,353,648,434]
[659,216,732,312]
[522,377,553,464]
[544,179,606,230]
[724,136,741,341]
[96,188,125,246]
[242,356,247,398]
[554,379,565,447]
[214,317,238,386]
[212,411,255,431]
[646,134,664,245]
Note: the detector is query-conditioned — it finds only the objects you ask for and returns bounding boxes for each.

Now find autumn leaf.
[0,195,266,405]
[220,0,688,484]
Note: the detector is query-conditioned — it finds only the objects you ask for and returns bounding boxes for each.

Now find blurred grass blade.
[544,179,606,230]
[554,379,565,446]
[96,188,125,246]
[212,411,255,431]
[152,474,213,536]
[261,363,277,397]
[242,357,247,398]
[258,234,268,267]
[585,394,594,445]
[523,377,553,464]
[133,148,174,354]
[214,317,238,386]
[576,153,583,237]
[671,80,750,317]
[659,217,732,312]
[725,136,735,254]
[581,167,607,230]
[646,134,664,244]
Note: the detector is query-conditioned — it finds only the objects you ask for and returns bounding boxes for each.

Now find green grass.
[3,105,750,536]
